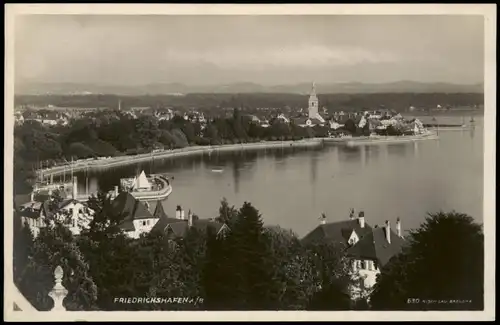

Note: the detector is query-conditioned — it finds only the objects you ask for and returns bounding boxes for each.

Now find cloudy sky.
[15,15,484,85]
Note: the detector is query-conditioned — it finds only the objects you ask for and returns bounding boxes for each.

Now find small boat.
[211,169,224,173]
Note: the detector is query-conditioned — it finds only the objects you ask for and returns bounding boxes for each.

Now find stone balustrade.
[14,265,68,312]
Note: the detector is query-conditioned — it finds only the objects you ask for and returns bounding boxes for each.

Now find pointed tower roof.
[310,82,317,96]
[133,171,151,190]
[153,200,167,219]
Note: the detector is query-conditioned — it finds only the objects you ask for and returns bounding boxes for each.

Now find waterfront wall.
[38,139,323,177]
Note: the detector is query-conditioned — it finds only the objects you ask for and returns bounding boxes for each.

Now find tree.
[370,212,484,311]
[68,142,95,159]
[304,241,353,310]
[203,201,278,310]
[215,197,238,226]
[15,206,99,311]
[343,119,357,135]
[263,226,315,309]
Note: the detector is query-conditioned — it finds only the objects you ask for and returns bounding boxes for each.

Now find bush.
[68,142,95,159]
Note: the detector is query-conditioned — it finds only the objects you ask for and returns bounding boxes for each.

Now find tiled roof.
[19,199,54,219]
[58,198,82,209]
[302,219,373,245]
[292,117,309,125]
[346,226,406,267]
[152,201,168,219]
[152,215,227,238]
[14,194,31,210]
[112,192,155,232]
[309,118,324,125]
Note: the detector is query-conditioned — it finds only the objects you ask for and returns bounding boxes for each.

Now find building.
[308,82,325,124]
[111,192,160,239]
[302,211,406,298]
[18,198,94,238]
[151,204,230,242]
[291,116,325,128]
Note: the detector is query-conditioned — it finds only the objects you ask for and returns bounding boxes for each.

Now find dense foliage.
[14,193,483,311]
[370,211,484,310]
[14,196,360,311]
[14,109,328,194]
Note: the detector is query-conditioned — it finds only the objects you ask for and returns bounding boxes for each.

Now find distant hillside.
[14,92,484,112]
[15,81,484,96]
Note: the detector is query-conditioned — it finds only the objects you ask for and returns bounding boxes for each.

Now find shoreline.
[344,133,439,147]
[38,139,323,178]
[37,134,440,178]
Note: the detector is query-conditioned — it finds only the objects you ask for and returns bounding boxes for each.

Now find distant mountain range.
[15,81,484,96]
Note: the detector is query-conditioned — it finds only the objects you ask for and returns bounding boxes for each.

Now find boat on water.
[119,170,172,201]
[211,169,224,173]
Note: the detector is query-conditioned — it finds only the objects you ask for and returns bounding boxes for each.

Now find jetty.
[30,171,172,203]
[117,171,172,202]
[345,132,439,147]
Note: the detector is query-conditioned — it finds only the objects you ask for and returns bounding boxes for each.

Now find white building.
[111,192,159,239]
[302,211,406,299]
[18,199,94,238]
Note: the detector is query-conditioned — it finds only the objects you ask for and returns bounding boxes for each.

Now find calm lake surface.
[74,116,484,238]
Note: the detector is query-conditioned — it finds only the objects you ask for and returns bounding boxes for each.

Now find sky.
[14,15,485,86]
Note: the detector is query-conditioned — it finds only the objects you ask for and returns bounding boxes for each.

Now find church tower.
[308,82,319,119]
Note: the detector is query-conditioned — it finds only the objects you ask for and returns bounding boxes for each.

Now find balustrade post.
[48,266,68,311]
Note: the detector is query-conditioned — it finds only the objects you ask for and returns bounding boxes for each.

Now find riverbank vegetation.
[14,194,484,311]
[15,109,328,194]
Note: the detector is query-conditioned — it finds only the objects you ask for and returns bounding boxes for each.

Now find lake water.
[75,116,484,238]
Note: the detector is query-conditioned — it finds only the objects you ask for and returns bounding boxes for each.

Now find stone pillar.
[49,266,68,311]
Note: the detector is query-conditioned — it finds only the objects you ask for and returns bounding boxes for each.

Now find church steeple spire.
[311,81,317,96]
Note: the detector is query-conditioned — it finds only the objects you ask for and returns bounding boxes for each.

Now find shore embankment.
[38,139,323,178]
[37,133,440,178]
[344,133,439,147]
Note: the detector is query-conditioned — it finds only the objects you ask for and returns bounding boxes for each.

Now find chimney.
[385,220,391,244]
[72,176,78,199]
[349,208,355,220]
[188,210,193,227]
[176,205,185,220]
[319,213,327,225]
[396,217,402,238]
[358,211,365,228]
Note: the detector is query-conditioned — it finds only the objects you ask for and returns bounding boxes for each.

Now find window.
[142,221,146,226]
[78,208,83,214]
[356,260,362,269]
[361,261,367,270]
[146,220,150,226]
[68,208,73,215]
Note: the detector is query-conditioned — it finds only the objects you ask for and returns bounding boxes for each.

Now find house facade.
[302,211,405,298]
[18,198,94,238]
[111,192,160,239]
